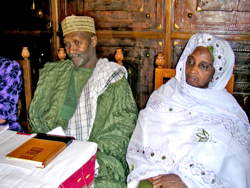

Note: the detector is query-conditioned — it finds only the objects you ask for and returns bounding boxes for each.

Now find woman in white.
[126,33,250,188]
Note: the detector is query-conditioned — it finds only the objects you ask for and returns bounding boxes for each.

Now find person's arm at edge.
[0,61,22,125]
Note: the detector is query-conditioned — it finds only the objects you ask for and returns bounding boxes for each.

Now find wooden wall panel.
[96,38,165,109]
[231,42,250,97]
[174,0,250,34]
[59,0,84,19]
[59,0,165,31]
[197,0,250,12]
[197,0,239,11]
[238,0,250,11]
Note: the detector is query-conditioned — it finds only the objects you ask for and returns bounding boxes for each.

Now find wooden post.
[51,0,60,61]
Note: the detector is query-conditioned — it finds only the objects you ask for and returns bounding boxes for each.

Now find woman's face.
[185,46,215,88]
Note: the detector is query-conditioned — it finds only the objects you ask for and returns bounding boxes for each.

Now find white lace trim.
[179,155,231,188]
[127,143,231,187]
[127,142,176,165]
[201,114,250,154]
[127,142,176,183]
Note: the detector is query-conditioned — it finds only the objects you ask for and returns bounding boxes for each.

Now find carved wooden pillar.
[18,47,33,133]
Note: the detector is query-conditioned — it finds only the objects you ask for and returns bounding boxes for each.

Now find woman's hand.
[149,174,187,188]
[0,118,6,124]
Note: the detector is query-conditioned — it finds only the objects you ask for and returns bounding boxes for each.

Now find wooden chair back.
[17,47,33,132]
[154,53,235,95]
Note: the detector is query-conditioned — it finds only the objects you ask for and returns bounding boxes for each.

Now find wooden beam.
[165,0,173,68]
[1,31,52,36]
[170,32,250,41]
[96,31,166,39]
[51,0,60,61]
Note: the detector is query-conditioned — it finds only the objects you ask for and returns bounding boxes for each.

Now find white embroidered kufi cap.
[61,16,96,36]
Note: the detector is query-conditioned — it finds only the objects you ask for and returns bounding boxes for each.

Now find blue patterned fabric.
[0,56,23,132]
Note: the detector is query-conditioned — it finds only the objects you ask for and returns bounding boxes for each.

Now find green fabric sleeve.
[88,77,138,188]
[29,60,72,133]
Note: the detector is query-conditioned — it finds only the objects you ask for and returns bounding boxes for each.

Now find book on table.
[34,133,74,146]
[6,134,74,168]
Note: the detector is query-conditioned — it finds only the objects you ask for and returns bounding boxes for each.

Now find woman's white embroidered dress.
[126,33,250,188]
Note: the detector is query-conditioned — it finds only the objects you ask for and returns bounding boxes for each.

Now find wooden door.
[58,0,165,32]
[174,0,250,34]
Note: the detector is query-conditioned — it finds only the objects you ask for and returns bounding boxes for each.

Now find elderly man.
[29,16,138,187]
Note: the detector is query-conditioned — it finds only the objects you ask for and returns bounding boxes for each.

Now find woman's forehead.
[189,47,214,62]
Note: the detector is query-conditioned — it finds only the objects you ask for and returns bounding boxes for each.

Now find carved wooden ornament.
[21,47,30,60]
[156,52,165,68]
[58,48,66,61]
[115,49,124,66]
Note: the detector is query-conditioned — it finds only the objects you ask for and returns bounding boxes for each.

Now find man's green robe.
[29,59,138,187]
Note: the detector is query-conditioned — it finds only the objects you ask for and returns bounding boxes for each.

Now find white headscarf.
[126,33,250,188]
[176,33,234,90]
[173,33,249,125]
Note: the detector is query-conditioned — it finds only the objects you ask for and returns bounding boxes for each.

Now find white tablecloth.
[0,130,97,188]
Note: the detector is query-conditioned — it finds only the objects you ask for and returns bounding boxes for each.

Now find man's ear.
[91,35,97,47]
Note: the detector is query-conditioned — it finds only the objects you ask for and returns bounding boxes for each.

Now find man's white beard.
[70,56,85,67]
